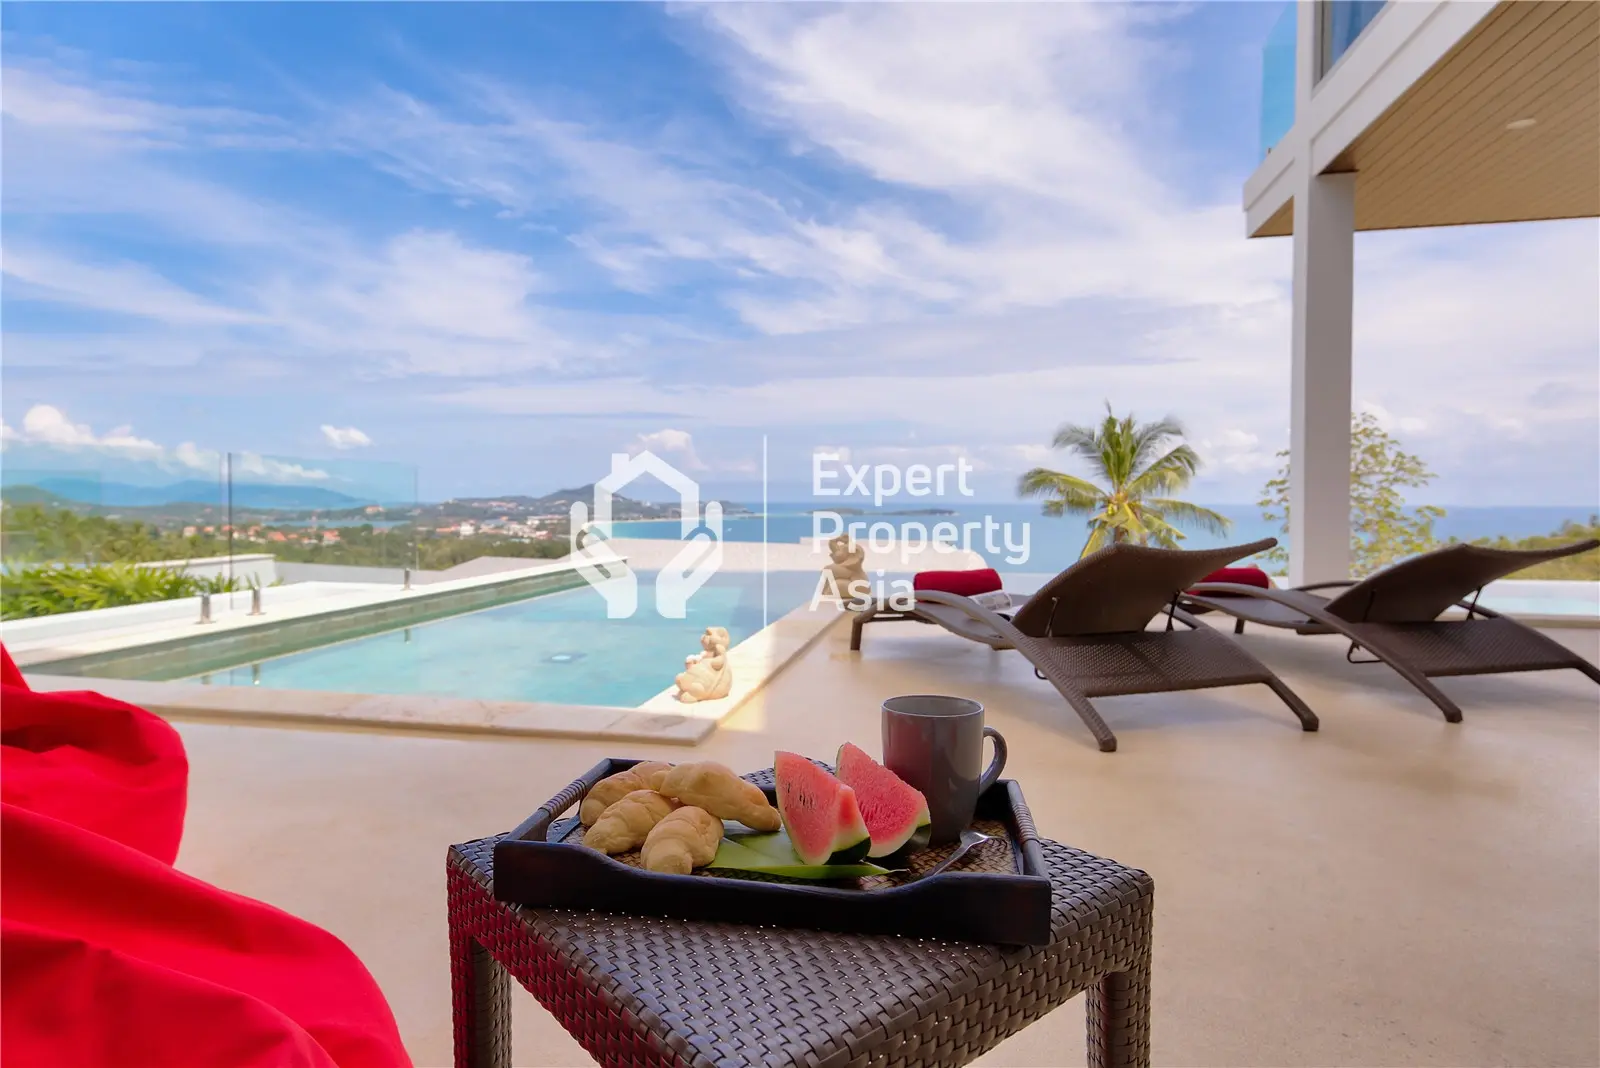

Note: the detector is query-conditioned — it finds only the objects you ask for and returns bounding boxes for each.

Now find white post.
[1289,170,1356,586]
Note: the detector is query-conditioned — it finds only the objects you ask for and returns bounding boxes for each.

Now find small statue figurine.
[821,533,869,606]
[675,626,732,703]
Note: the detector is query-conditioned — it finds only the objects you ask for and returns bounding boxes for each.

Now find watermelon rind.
[773,751,872,866]
[834,742,933,858]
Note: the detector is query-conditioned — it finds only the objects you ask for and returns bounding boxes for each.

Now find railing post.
[249,587,263,616]
[199,593,213,625]
[403,567,412,591]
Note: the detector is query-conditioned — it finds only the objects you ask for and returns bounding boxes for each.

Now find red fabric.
[913,568,1004,597]
[1190,566,1274,595]
[1,644,411,1068]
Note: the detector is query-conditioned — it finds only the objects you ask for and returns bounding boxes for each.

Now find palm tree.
[1018,405,1231,556]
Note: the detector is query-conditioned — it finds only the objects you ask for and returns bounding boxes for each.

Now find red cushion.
[913,568,1003,597]
[1191,566,1272,595]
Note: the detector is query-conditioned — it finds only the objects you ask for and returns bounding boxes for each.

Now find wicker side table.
[447,833,1153,1068]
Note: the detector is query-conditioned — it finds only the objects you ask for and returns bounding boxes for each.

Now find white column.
[1288,170,1355,586]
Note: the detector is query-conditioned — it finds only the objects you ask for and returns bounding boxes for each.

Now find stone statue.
[675,626,732,703]
[822,533,869,606]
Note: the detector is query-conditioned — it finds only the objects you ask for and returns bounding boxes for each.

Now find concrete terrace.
[128,613,1600,1067]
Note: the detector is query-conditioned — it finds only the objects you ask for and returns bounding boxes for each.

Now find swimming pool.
[184,570,824,707]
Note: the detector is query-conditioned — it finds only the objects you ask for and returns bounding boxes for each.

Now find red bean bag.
[912,568,1004,597]
[0,644,411,1068]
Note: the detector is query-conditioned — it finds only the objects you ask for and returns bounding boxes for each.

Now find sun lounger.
[1181,540,1600,722]
[850,538,1317,752]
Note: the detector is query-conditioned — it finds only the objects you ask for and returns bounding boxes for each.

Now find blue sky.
[3,2,1596,506]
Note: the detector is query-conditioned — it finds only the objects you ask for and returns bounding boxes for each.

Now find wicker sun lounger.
[850,538,1318,752]
[1182,540,1600,722]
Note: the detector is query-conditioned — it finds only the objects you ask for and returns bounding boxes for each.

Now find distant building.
[183,526,197,537]
[203,526,215,534]
[458,521,476,538]
[322,530,340,544]
[364,505,383,515]
[268,532,287,543]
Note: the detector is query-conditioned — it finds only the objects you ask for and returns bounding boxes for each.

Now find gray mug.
[881,695,1007,846]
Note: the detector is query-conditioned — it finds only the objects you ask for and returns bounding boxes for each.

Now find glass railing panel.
[1,442,226,618]
[226,453,419,578]
[1260,1,1297,159]
[1321,0,1387,78]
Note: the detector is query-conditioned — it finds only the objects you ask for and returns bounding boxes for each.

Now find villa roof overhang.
[1251,0,1598,238]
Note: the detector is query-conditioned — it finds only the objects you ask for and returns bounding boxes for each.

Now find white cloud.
[628,428,706,471]
[232,452,330,482]
[9,404,165,458]
[2,245,263,326]
[321,425,373,450]
[1,403,331,483]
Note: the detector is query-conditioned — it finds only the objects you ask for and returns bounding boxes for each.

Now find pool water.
[185,570,824,706]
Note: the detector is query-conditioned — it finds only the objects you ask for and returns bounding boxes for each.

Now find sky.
[2,2,1597,507]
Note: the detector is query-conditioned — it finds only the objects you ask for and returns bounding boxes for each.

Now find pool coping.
[20,591,848,745]
[4,560,599,677]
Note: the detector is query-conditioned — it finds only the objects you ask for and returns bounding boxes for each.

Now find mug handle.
[978,726,1008,792]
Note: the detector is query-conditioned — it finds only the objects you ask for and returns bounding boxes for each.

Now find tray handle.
[1004,780,1049,877]
[508,759,619,843]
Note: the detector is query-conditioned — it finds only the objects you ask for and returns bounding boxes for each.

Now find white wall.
[138,553,278,588]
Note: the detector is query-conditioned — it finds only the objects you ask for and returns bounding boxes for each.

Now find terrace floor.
[152,617,1598,1067]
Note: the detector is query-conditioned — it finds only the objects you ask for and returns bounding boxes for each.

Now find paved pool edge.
[19,601,849,745]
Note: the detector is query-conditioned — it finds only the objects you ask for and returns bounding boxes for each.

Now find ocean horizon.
[610,502,1597,574]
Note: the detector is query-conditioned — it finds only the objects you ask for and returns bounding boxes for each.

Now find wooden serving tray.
[492,758,1054,945]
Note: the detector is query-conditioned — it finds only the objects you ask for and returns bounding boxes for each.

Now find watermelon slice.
[773,751,871,866]
[835,742,932,857]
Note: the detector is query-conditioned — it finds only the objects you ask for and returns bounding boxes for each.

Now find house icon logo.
[569,451,724,619]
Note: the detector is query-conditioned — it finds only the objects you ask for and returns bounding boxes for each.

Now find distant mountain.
[9,476,373,510]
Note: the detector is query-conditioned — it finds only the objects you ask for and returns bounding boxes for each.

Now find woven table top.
[449,832,1153,1068]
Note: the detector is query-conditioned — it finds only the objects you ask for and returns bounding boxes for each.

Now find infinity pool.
[184,570,823,706]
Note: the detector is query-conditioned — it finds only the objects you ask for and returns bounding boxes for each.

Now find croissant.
[655,762,780,832]
[641,806,723,875]
[584,790,680,854]
[580,762,674,826]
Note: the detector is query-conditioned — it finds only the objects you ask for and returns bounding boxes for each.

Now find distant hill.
[439,485,678,519]
[437,485,751,520]
[6,476,374,510]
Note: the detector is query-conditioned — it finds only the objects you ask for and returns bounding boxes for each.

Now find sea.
[610,503,1596,575]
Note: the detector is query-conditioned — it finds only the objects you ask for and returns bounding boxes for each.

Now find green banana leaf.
[707,833,896,880]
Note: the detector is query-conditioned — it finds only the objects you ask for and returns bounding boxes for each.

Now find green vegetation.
[0,503,570,572]
[1259,412,1445,577]
[1459,518,1600,580]
[1018,405,1231,556]
[1,563,246,620]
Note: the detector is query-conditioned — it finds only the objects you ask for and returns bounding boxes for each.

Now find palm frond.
[1126,444,1201,496]
[1127,416,1186,472]
[1136,510,1188,549]
[1142,498,1233,536]
[1017,468,1106,517]
[1080,519,1117,558]
[1049,421,1114,484]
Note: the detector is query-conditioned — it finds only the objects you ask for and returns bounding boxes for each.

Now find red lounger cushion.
[1191,566,1273,595]
[914,568,1003,597]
